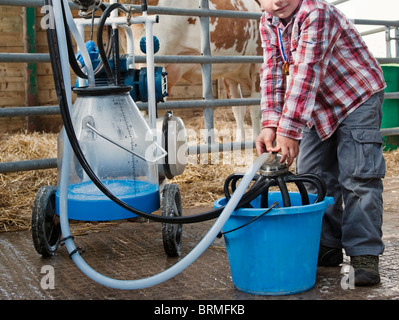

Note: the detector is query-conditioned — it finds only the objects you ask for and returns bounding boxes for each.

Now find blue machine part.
[140,35,160,54]
[75,40,99,68]
[137,66,168,102]
[90,58,168,103]
[75,39,168,103]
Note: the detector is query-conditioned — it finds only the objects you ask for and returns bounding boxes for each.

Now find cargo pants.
[296,90,386,257]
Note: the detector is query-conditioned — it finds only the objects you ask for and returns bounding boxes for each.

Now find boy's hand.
[256,128,299,167]
[255,127,276,155]
[275,135,299,167]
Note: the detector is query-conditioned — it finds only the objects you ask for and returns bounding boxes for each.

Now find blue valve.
[140,36,160,54]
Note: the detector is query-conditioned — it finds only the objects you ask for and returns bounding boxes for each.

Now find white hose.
[55,0,270,289]
[60,144,268,289]
[61,0,95,86]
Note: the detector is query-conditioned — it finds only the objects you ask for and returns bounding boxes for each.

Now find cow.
[121,0,263,142]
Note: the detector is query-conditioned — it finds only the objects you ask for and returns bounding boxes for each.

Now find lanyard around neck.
[277,26,290,75]
[277,27,288,63]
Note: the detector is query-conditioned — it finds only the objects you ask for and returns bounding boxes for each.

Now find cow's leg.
[248,64,261,141]
[248,104,261,142]
[224,78,246,142]
[248,96,261,141]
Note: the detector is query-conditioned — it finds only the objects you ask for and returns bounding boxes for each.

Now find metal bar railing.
[0,52,50,63]
[354,19,399,28]
[3,51,399,65]
[0,158,57,173]
[331,0,351,5]
[0,98,262,119]
[0,105,59,117]
[361,26,386,37]
[5,92,399,119]
[0,141,258,173]
[0,0,77,8]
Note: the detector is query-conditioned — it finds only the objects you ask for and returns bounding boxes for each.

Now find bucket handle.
[217,202,279,238]
[85,122,167,164]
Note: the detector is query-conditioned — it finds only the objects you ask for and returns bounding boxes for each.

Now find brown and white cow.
[123,0,263,142]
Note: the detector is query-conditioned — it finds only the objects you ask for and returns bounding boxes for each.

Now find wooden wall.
[0,6,25,132]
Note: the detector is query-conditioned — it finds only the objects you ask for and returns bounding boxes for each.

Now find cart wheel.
[161,184,183,257]
[32,185,61,257]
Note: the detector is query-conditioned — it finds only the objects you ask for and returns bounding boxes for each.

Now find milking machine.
[32,0,183,258]
[31,0,329,290]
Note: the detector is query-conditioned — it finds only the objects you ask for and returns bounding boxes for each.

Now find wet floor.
[0,178,398,302]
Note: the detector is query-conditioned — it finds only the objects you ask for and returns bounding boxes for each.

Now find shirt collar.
[266,0,304,28]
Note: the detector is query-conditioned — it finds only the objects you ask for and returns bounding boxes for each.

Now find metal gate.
[1,0,399,173]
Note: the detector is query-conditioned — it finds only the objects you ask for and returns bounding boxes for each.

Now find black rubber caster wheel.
[32,185,61,257]
[161,183,183,257]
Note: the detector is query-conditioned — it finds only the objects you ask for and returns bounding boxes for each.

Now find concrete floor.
[0,178,398,302]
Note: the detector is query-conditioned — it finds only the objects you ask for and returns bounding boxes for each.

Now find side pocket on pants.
[350,128,386,179]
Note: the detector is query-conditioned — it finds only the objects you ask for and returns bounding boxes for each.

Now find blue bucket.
[214,192,334,295]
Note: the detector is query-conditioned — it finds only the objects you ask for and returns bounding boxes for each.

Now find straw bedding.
[1,108,398,232]
[0,131,58,232]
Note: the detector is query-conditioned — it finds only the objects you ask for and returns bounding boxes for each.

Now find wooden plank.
[0,47,24,53]
[0,10,22,33]
[37,75,54,90]
[0,117,26,134]
[0,75,25,83]
[0,6,22,16]
[0,22,23,33]
[0,34,23,46]
[0,81,24,92]
[37,89,58,105]
[0,92,25,107]
[0,64,25,77]
[36,62,52,75]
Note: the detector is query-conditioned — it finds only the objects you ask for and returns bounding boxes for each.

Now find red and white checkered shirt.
[260,0,386,140]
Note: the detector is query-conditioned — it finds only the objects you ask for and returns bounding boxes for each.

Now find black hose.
[61,1,109,80]
[45,0,221,224]
[285,174,327,203]
[141,0,148,12]
[292,179,310,205]
[46,0,326,225]
[61,6,88,79]
[225,171,327,208]
[96,2,130,84]
[111,28,121,85]
[223,173,261,200]
[276,175,291,207]
[46,6,268,224]
[92,26,113,77]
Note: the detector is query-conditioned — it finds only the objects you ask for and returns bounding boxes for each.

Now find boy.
[255,0,386,286]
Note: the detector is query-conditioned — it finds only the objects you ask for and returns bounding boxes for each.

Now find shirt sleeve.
[277,9,337,140]
[259,15,287,129]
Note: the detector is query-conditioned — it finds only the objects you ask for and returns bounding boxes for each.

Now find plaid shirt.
[260,0,386,140]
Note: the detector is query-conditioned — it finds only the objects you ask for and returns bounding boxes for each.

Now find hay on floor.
[1,109,399,232]
[0,127,257,232]
[0,131,58,232]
